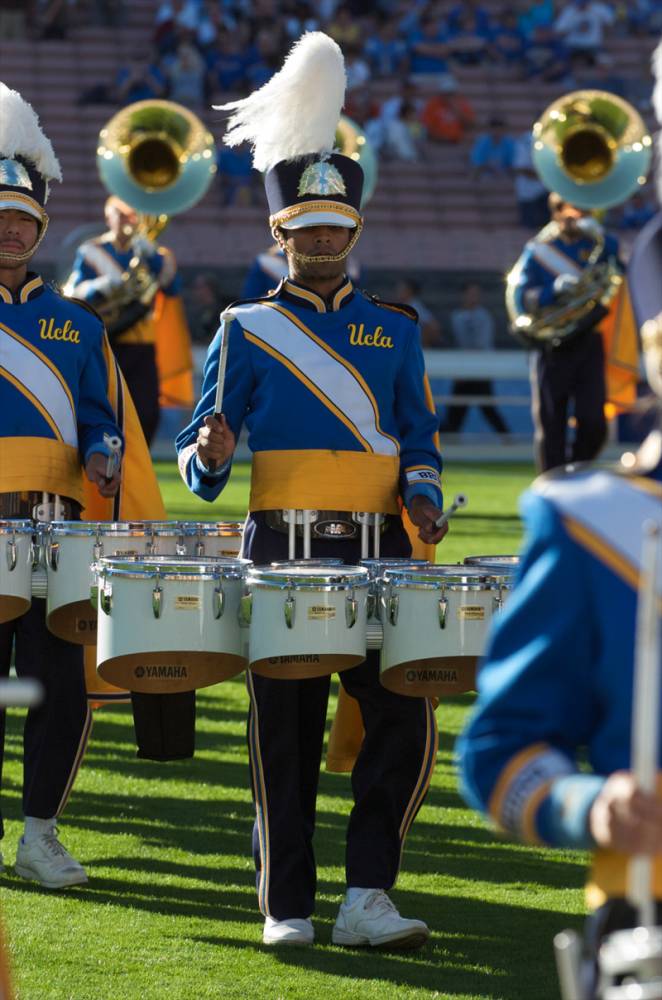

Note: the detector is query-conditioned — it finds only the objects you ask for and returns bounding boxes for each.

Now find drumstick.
[373,513,382,559]
[103,433,122,480]
[627,519,661,928]
[208,310,235,474]
[302,510,311,560]
[435,493,468,529]
[288,510,296,561]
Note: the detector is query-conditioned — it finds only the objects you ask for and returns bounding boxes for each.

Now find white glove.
[131,235,157,258]
[553,273,580,297]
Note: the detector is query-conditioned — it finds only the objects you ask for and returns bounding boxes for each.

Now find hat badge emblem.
[0,159,33,190]
[298,160,346,197]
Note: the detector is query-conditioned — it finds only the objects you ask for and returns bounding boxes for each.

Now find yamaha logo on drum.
[405,668,458,684]
[133,665,189,679]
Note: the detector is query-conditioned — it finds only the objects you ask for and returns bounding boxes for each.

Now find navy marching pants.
[243,513,438,920]
[0,599,90,838]
[531,329,607,473]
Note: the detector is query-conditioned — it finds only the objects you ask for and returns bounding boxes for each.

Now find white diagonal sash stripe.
[82,241,124,281]
[232,302,398,455]
[537,473,662,593]
[531,241,583,279]
[1,331,78,446]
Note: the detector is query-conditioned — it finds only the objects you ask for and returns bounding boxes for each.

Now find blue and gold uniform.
[0,272,122,839]
[457,459,662,912]
[511,221,620,472]
[176,276,441,922]
[66,233,180,444]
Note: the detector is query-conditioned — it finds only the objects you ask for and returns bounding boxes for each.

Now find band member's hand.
[408,495,449,545]
[85,453,121,497]
[553,273,579,297]
[196,414,236,469]
[589,771,662,855]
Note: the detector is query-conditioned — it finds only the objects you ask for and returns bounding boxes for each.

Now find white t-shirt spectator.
[450,306,495,350]
[554,2,614,50]
[513,133,546,202]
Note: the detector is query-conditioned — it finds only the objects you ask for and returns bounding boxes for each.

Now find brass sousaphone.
[64,99,217,336]
[506,90,652,347]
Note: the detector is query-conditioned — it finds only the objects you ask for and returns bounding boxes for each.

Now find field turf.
[1,462,587,1000]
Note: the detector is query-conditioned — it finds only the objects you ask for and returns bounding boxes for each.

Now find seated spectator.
[420,77,475,144]
[208,29,250,94]
[245,27,286,90]
[164,39,207,106]
[446,11,492,66]
[116,52,168,105]
[326,3,362,48]
[572,56,626,97]
[408,15,453,87]
[469,118,516,179]
[517,0,555,39]
[364,79,422,152]
[489,7,526,66]
[394,278,442,348]
[447,1,492,35]
[345,45,371,91]
[614,190,657,230]
[512,131,548,229]
[554,0,615,66]
[522,25,571,82]
[626,0,662,35]
[189,272,226,344]
[216,144,260,206]
[364,15,408,77]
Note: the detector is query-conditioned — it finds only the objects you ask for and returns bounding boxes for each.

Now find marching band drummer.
[176,33,446,949]
[0,84,122,888]
[456,267,662,972]
[511,193,622,472]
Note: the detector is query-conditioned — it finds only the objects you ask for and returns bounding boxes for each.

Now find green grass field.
[1,463,588,1000]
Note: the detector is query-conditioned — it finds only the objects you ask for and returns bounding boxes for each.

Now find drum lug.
[284,594,296,629]
[493,590,504,612]
[195,540,204,557]
[366,593,376,619]
[93,542,103,561]
[388,594,399,626]
[213,583,225,619]
[345,592,358,629]
[239,591,252,626]
[90,583,98,609]
[6,538,16,572]
[100,581,113,615]
[152,583,163,619]
[49,542,60,571]
[438,597,448,629]
[30,538,40,571]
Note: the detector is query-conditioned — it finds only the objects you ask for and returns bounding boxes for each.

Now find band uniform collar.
[281,276,354,313]
[0,272,44,305]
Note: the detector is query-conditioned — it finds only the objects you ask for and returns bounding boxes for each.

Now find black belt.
[264,509,389,541]
[0,492,81,520]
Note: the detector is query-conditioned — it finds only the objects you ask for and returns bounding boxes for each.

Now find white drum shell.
[247,567,369,679]
[95,557,247,693]
[380,567,508,696]
[152,522,244,558]
[46,522,157,644]
[0,521,33,624]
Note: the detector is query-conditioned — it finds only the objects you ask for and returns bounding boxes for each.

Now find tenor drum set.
[0,517,520,699]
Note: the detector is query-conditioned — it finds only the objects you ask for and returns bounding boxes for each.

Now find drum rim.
[0,519,33,532]
[151,521,244,537]
[463,555,520,566]
[247,565,370,590]
[94,553,249,580]
[382,564,510,589]
[49,520,174,536]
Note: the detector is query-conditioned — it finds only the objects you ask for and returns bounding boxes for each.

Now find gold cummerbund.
[0,437,84,503]
[586,852,662,910]
[249,450,401,514]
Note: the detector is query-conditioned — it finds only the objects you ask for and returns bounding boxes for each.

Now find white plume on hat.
[0,82,62,183]
[214,32,346,173]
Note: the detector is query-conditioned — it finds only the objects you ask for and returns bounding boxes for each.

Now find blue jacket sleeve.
[175,318,254,501]
[457,491,604,848]
[394,323,443,510]
[513,245,556,313]
[77,318,125,462]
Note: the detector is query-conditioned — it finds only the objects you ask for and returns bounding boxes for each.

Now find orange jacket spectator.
[421,83,475,143]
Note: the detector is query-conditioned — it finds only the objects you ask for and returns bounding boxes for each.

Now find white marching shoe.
[332,890,430,949]
[263,916,314,946]
[15,827,88,889]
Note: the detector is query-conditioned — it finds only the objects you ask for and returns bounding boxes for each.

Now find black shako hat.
[0,155,50,221]
[265,152,363,230]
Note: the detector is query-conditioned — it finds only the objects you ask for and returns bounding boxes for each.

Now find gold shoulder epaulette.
[367,294,419,323]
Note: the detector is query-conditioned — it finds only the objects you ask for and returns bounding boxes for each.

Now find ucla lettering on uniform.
[347,323,394,349]
[38,317,81,343]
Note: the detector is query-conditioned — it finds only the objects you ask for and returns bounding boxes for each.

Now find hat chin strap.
[272,219,363,264]
[0,212,49,266]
